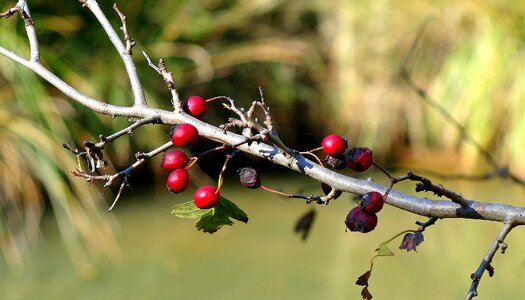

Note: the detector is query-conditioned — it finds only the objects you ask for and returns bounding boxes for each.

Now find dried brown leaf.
[294,209,316,241]
[399,231,424,252]
[356,270,372,286]
[361,286,373,300]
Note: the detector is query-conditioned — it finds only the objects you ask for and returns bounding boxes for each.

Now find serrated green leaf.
[218,197,249,223]
[195,208,233,233]
[171,201,212,218]
[194,197,249,234]
[376,242,395,256]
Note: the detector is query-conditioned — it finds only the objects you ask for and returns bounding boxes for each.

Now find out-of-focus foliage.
[1,0,525,270]
[0,19,119,274]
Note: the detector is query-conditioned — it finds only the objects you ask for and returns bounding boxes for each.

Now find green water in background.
[2,173,525,300]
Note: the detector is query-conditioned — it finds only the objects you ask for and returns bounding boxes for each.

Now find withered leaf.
[361,286,373,300]
[399,231,424,252]
[356,270,372,286]
[294,209,316,241]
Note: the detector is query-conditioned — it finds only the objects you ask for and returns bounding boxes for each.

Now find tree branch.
[142,51,182,112]
[3,40,525,225]
[81,0,146,107]
[2,0,525,231]
[465,223,514,299]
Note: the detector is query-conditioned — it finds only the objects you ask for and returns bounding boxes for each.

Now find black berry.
[325,155,346,170]
[238,167,261,189]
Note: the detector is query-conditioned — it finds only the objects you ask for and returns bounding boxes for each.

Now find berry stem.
[216,152,236,193]
[308,146,324,153]
[382,229,417,245]
[300,151,324,166]
[373,162,393,179]
[259,185,292,197]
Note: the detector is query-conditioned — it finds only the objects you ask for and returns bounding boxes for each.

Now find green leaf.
[376,242,395,256]
[218,197,249,223]
[194,197,249,234]
[195,208,233,233]
[171,201,212,218]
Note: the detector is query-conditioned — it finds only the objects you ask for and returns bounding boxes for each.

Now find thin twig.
[82,0,146,107]
[415,217,438,229]
[72,141,171,210]
[4,1,525,226]
[400,21,525,187]
[17,1,39,62]
[97,115,161,148]
[113,4,134,55]
[0,6,18,18]
[465,223,514,299]
[393,171,470,208]
[135,141,173,160]
[142,51,181,111]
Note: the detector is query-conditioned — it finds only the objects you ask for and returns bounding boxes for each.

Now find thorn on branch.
[415,216,438,229]
[108,177,130,211]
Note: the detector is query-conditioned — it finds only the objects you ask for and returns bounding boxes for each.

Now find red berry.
[360,191,384,214]
[170,123,199,148]
[322,134,348,156]
[345,206,378,233]
[194,186,220,209]
[183,96,208,119]
[166,168,190,193]
[161,149,189,170]
[345,147,373,172]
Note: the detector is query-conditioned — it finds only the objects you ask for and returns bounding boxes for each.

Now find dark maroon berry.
[322,134,348,156]
[345,147,373,172]
[170,123,199,148]
[321,183,342,200]
[238,167,261,189]
[183,96,208,119]
[325,155,346,170]
[360,191,384,214]
[166,168,190,193]
[161,149,189,170]
[194,186,220,209]
[345,206,378,233]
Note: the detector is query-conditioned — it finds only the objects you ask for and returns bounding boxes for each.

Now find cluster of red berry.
[162,96,220,209]
[345,192,384,233]
[321,134,373,171]
[320,134,384,233]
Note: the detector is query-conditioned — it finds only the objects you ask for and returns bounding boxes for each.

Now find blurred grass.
[1,0,525,287]
[2,178,525,299]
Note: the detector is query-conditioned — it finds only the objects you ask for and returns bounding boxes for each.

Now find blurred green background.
[1,0,525,299]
